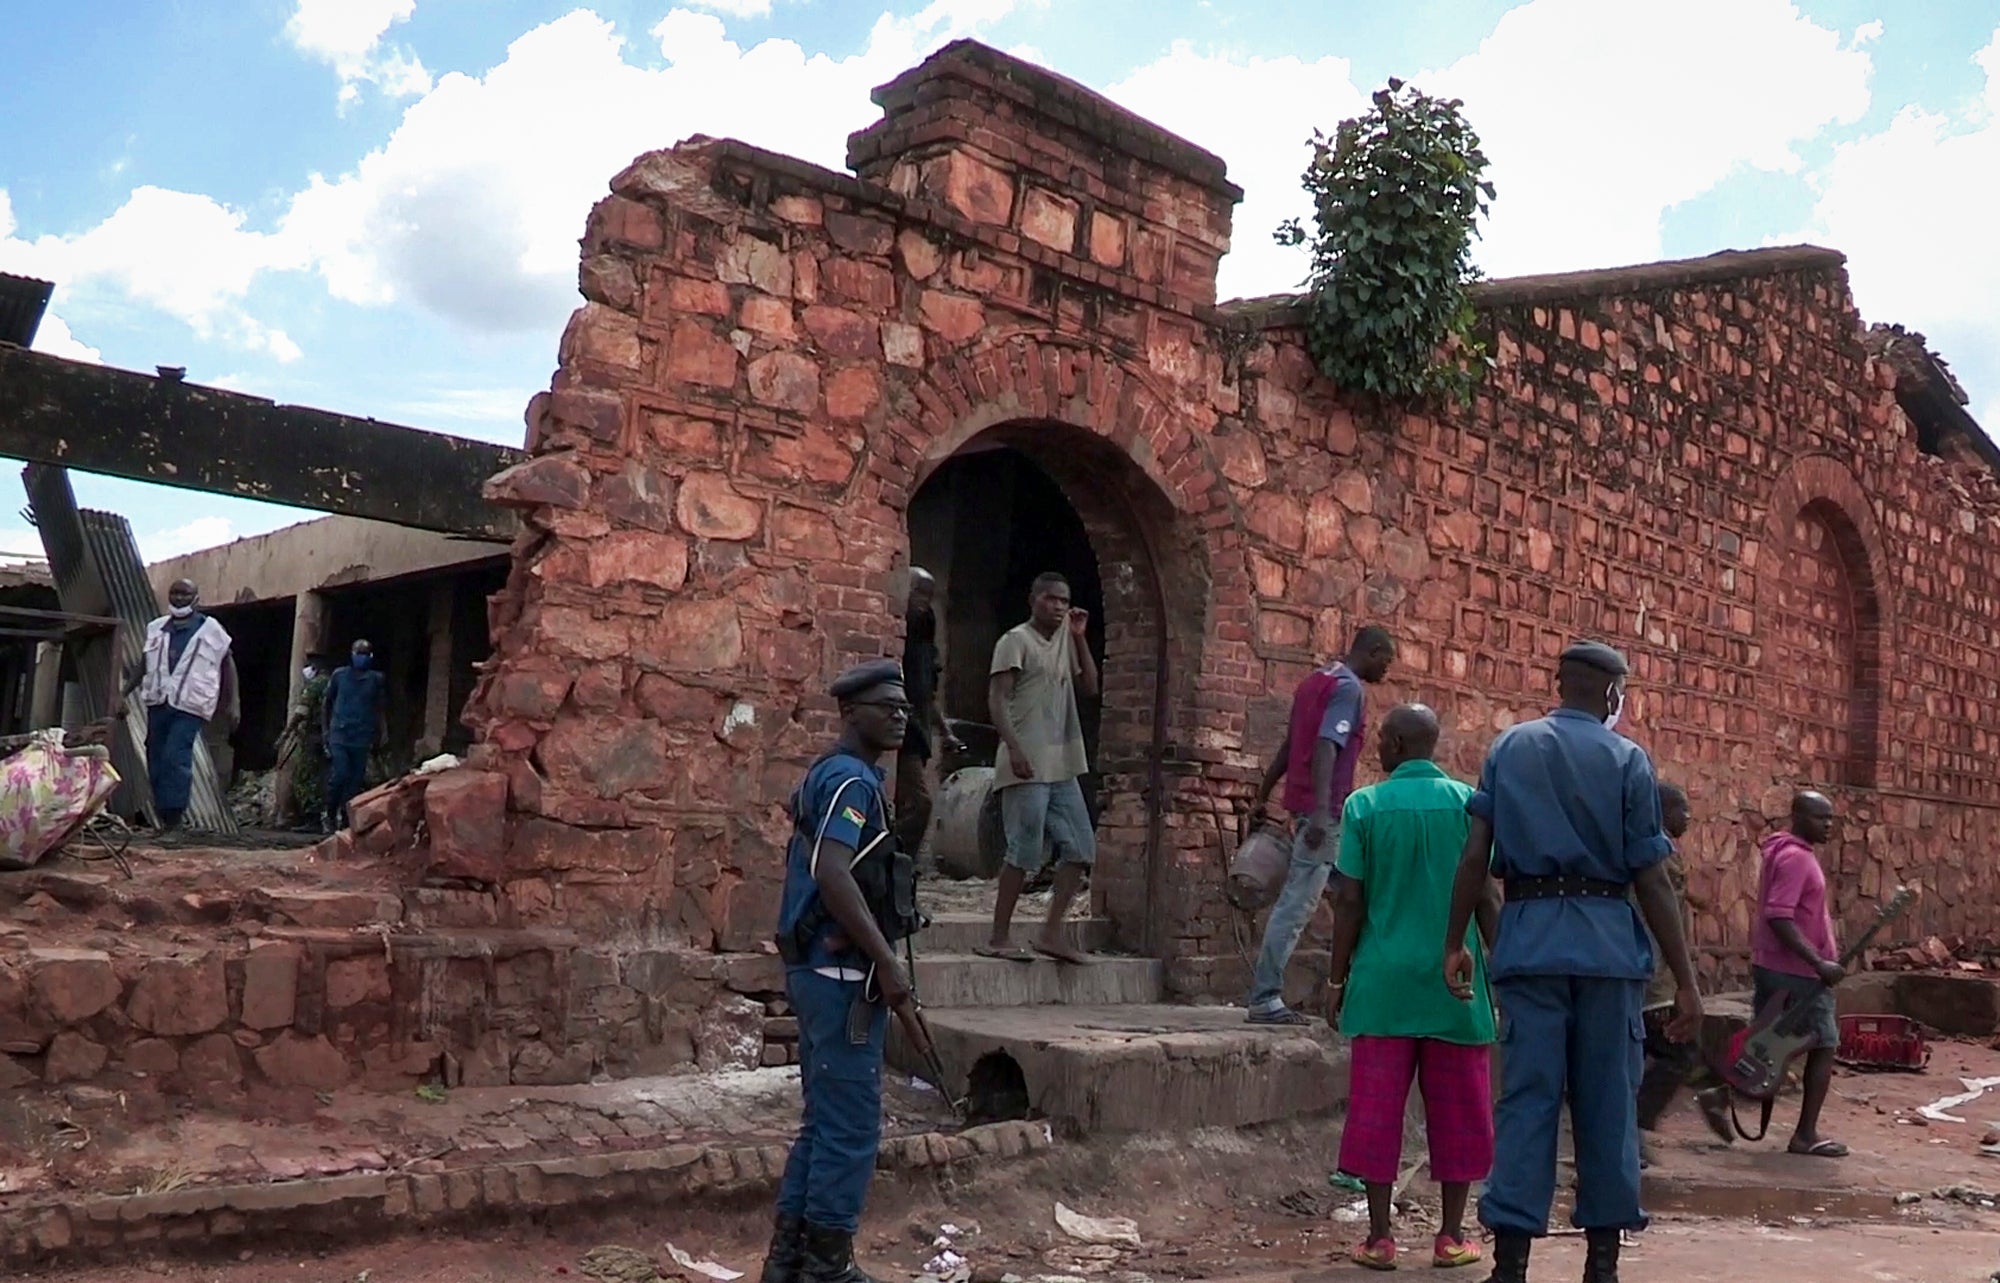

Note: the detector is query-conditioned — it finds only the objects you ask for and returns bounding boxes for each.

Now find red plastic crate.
[1836,1014,1929,1071]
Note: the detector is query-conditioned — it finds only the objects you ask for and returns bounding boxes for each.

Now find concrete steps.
[914,912,1113,954]
[890,1004,1346,1134]
[910,952,1163,1008]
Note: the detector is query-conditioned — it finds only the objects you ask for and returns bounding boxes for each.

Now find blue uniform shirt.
[779,752,892,971]
[1468,708,1671,981]
[324,666,387,748]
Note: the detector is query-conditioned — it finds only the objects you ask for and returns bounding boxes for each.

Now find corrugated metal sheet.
[0,273,52,348]
[23,465,236,834]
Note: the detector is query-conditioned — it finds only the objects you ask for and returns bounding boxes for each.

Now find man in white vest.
[124,578,238,831]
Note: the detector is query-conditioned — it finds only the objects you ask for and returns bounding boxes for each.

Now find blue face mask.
[351,654,372,670]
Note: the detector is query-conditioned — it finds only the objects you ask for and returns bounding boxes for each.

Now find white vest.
[140,614,232,721]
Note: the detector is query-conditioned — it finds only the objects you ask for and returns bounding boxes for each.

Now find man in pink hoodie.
[1749,791,1847,1158]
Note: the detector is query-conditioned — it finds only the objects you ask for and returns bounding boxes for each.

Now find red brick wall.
[399,43,2000,1013]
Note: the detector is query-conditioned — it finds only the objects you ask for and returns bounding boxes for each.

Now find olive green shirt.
[1641,846,1691,1010]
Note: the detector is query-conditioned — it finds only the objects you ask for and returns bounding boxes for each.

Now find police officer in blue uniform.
[763,659,926,1283]
[1442,641,1703,1283]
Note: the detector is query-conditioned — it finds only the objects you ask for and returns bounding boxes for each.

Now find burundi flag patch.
[840,806,868,828]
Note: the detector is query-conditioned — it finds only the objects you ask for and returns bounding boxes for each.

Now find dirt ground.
[25,1110,2000,1283]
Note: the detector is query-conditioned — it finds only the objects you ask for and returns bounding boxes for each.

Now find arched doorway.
[905,418,1202,953]
[1768,498,1883,790]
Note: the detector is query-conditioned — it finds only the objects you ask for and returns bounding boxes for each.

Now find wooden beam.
[0,345,525,540]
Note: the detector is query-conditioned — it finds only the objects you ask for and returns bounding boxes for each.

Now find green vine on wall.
[1275,79,1495,404]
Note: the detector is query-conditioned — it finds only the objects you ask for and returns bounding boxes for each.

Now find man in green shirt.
[1327,705,1500,1272]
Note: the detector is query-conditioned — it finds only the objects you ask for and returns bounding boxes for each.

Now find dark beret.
[830,659,903,701]
[1560,640,1629,676]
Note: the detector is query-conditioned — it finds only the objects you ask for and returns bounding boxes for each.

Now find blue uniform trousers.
[326,742,371,827]
[776,966,888,1233]
[145,704,205,820]
[1481,974,1647,1236]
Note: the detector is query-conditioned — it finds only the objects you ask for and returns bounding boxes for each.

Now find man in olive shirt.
[982,572,1099,964]
[1327,705,1499,1271]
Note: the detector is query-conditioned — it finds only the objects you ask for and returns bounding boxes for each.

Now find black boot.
[1583,1228,1621,1282]
[1485,1232,1531,1283]
[759,1211,806,1283]
[800,1222,879,1283]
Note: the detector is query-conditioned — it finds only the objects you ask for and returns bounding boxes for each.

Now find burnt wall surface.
[355,39,2000,1028]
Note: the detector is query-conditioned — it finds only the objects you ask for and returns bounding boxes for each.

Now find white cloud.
[32,313,101,363]
[682,0,773,17]
[1796,23,2000,436]
[1425,0,1872,278]
[0,528,44,559]
[139,516,237,563]
[286,0,433,105]
[1110,0,1872,299]
[281,1,1028,334]
[0,185,301,361]
[1852,18,1885,47]
[1109,46,1367,301]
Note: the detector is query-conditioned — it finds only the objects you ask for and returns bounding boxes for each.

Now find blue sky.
[4,0,1998,562]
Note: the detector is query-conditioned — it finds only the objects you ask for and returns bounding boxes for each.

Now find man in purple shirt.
[1748,790,1847,1158]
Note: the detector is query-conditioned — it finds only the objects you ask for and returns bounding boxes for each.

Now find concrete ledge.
[0,1119,1055,1270]
[911,954,1164,1007]
[893,1004,1347,1133]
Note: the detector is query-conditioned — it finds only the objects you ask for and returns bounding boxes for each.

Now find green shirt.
[1335,759,1496,1044]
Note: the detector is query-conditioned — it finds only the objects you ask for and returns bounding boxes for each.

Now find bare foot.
[1034,937,1092,965]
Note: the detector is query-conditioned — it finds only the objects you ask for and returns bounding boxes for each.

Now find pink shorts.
[1336,1035,1494,1185]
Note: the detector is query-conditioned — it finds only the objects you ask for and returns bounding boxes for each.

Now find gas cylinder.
[1227,822,1292,911]
[931,766,1006,879]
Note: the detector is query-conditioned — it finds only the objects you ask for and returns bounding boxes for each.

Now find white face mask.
[169,604,195,619]
[1604,683,1626,732]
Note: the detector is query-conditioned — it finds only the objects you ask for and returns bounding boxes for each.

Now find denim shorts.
[1751,965,1840,1050]
[997,778,1096,872]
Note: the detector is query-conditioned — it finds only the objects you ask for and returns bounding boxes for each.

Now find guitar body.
[1720,991,1819,1099]
[1714,886,1919,1125]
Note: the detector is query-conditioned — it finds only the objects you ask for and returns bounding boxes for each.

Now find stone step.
[910,953,1163,1008]
[889,1004,1346,1134]
[913,913,1113,955]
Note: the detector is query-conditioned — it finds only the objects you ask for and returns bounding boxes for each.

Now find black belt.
[1505,875,1628,901]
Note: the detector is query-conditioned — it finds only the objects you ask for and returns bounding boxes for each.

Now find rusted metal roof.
[0,273,53,348]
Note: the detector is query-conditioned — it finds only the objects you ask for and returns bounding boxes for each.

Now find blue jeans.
[1481,974,1647,1236]
[1247,824,1337,1013]
[326,743,371,828]
[998,778,1096,872]
[775,967,888,1232]
[144,704,205,821]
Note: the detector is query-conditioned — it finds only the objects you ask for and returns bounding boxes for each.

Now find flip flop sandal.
[1352,1238,1398,1271]
[1791,1138,1849,1157]
[972,944,1035,963]
[1432,1235,1482,1269]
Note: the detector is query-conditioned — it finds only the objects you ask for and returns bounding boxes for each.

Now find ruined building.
[6,41,1999,1098]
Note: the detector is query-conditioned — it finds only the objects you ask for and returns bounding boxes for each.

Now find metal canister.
[1226,821,1292,911]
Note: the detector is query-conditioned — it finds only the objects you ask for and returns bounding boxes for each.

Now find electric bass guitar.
[1714,885,1917,1136]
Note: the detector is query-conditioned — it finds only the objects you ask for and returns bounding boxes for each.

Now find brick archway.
[880,334,1226,952]
[1756,455,1891,792]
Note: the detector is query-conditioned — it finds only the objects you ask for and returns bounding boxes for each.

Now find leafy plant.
[1275,79,1494,404]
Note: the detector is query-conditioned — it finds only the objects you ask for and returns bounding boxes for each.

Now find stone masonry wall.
[354,41,2000,1023]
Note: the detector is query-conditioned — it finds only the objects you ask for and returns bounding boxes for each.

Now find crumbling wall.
[350,40,2000,1028]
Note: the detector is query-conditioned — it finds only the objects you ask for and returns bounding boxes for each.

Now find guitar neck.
[1836,900,1910,970]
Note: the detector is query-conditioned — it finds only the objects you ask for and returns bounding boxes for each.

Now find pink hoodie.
[1750,830,1838,978]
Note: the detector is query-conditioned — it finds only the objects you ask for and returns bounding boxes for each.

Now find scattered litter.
[1330,1199,1369,1224]
[665,1243,743,1282]
[1917,1076,2000,1123]
[1893,1191,1923,1206]
[1931,1184,1998,1210]
[1981,1128,2000,1157]
[414,1083,447,1104]
[580,1245,661,1283]
[1054,1203,1142,1249]
[414,753,463,776]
